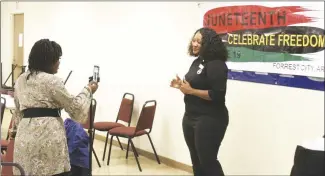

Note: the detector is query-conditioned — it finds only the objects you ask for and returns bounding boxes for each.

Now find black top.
[290,145,324,176]
[184,57,228,120]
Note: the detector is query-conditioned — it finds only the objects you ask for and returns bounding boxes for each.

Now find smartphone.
[93,65,100,82]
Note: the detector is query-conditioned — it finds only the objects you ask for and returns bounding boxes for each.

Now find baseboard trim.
[94,134,193,174]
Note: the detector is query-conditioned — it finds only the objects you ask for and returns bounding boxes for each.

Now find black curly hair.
[28,39,62,75]
[188,27,228,62]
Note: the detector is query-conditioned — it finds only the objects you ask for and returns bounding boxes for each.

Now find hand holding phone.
[88,81,98,94]
[87,65,100,94]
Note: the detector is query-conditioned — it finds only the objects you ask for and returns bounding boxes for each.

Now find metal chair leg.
[92,129,96,143]
[130,139,139,157]
[147,134,160,164]
[116,136,124,150]
[92,146,101,167]
[126,139,130,159]
[102,132,109,161]
[130,139,142,172]
[107,135,114,166]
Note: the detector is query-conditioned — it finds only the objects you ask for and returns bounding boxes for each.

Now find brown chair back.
[1,97,6,123]
[82,98,97,129]
[135,100,157,133]
[116,93,134,126]
[6,118,13,140]
[1,139,15,176]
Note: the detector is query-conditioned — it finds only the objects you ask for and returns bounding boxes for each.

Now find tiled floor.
[1,110,191,175]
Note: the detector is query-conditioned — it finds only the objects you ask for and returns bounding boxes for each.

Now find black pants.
[70,165,90,176]
[182,113,228,176]
[52,172,71,176]
[52,165,89,176]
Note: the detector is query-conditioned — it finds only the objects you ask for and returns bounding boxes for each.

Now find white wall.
[1,2,14,86]
[1,2,324,175]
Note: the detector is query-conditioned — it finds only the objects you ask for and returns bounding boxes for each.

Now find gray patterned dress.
[10,71,92,175]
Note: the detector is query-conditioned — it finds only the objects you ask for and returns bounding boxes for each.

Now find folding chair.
[81,98,101,167]
[1,96,6,123]
[0,96,25,176]
[0,96,7,154]
[1,140,26,176]
[1,119,13,154]
[93,93,134,161]
[107,100,160,171]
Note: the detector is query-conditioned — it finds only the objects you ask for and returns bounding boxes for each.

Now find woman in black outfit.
[170,27,229,176]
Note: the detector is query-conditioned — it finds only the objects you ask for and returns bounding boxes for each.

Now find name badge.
[199,64,204,69]
[197,64,204,74]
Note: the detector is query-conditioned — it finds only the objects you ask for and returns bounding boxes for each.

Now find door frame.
[10,11,24,87]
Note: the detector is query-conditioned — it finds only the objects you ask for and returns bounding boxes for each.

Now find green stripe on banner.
[227,46,309,62]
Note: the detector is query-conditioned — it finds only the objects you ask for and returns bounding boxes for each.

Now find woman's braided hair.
[27,39,62,78]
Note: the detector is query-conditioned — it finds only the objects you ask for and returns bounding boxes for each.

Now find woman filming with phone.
[9,39,99,176]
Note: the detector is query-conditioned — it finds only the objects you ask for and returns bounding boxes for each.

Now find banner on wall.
[199,2,324,90]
